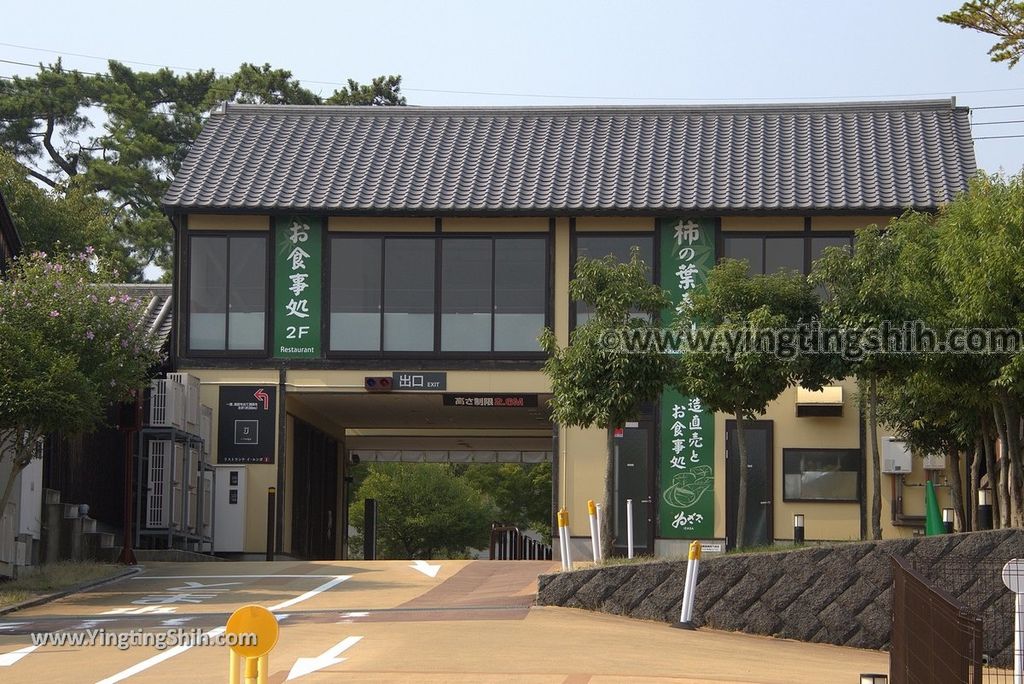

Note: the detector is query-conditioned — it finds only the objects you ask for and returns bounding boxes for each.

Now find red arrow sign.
[254,388,270,411]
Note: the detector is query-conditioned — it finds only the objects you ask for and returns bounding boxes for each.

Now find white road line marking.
[268,576,350,611]
[0,645,38,667]
[409,560,441,577]
[94,627,226,684]
[130,574,343,579]
[286,636,363,680]
[95,575,350,682]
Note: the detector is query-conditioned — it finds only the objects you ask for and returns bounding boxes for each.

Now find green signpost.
[273,216,322,358]
[658,218,716,539]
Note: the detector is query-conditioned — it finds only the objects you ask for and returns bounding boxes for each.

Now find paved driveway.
[0,559,888,682]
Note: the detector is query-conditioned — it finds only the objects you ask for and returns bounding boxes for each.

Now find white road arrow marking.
[0,645,39,667]
[286,636,362,680]
[409,560,441,578]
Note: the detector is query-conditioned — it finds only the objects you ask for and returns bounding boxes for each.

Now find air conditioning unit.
[200,405,213,456]
[170,443,185,529]
[186,447,199,531]
[168,373,201,435]
[881,437,912,474]
[148,378,186,430]
[201,470,213,537]
[923,453,947,470]
[146,440,170,527]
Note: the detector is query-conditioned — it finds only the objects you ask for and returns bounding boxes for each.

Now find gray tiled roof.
[116,284,172,351]
[162,99,976,215]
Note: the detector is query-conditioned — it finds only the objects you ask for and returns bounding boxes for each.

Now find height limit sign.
[218,386,276,464]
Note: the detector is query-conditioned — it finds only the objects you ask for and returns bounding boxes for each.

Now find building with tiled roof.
[161,99,976,559]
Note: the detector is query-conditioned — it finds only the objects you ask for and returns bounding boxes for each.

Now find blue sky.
[3,0,1022,173]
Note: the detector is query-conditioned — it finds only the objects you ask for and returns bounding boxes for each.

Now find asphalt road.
[0,559,888,682]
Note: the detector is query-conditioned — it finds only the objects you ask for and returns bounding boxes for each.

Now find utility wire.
[6,40,1024,102]
[972,119,1024,125]
[973,134,1024,140]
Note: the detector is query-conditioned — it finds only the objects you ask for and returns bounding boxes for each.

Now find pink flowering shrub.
[0,249,161,510]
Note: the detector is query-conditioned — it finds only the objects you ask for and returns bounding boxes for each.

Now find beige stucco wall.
[178,211,956,555]
[811,216,894,230]
[328,217,433,232]
[187,214,269,230]
[720,216,803,231]
[442,217,548,232]
[574,217,654,232]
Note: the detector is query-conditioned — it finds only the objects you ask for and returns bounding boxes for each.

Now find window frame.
[326,231,551,359]
[570,227,658,331]
[718,231,854,276]
[782,447,862,503]
[184,230,271,358]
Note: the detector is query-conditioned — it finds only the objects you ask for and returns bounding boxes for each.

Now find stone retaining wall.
[537,529,1024,664]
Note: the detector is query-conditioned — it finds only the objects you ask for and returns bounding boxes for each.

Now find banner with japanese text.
[273,216,322,358]
[658,218,716,539]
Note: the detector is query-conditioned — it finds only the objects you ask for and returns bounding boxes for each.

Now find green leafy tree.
[348,463,495,559]
[931,172,1024,526]
[810,225,919,539]
[0,60,405,278]
[541,250,675,559]
[0,249,161,519]
[940,1,1024,67]
[676,260,829,549]
[0,151,118,272]
[460,463,552,541]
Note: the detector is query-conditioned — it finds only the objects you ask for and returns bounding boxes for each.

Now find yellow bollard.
[225,604,279,683]
[244,656,258,684]
[257,654,268,684]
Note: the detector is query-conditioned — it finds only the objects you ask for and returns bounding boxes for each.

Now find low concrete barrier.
[537,529,1024,657]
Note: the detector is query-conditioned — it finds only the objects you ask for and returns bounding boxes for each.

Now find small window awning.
[796,386,843,417]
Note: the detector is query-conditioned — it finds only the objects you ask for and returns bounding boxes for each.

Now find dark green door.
[614,423,654,554]
[725,420,773,550]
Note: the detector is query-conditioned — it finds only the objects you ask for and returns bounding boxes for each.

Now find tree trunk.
[868,375,882,540]
[995,402,1012,528]
[946,445,966,533]
[0,430,38,521]
[1000,394,1024,527]
[602,425,615,560]
[734,408,749,550]
[982,416,999,529]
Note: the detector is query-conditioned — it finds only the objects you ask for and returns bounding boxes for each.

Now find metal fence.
[891,554,984,684]
[908,552,1018,683]
[489,524,552,560]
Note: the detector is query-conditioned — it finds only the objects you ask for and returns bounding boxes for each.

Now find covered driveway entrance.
[286,391,553,560]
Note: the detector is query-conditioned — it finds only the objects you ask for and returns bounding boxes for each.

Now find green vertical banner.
[659,218,716,539]
[274,216,322,358]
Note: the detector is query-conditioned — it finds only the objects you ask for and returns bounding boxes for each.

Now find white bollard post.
[563,511,573,570]
[675,540,702,629]
[626,499,634,559]
[1001,559,1024,684]
[588,500,599,563]
[595,503,604,563]
[558,509,569,571]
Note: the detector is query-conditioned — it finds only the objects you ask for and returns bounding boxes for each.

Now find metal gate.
[890,554,984,684]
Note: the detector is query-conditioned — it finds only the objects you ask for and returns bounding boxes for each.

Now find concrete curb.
[0,564,145,616]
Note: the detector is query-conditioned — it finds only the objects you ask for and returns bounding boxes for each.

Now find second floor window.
[188,234,268,352]
[722,234,853,276]
[574,234,654,327]
[329,235,547,354]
